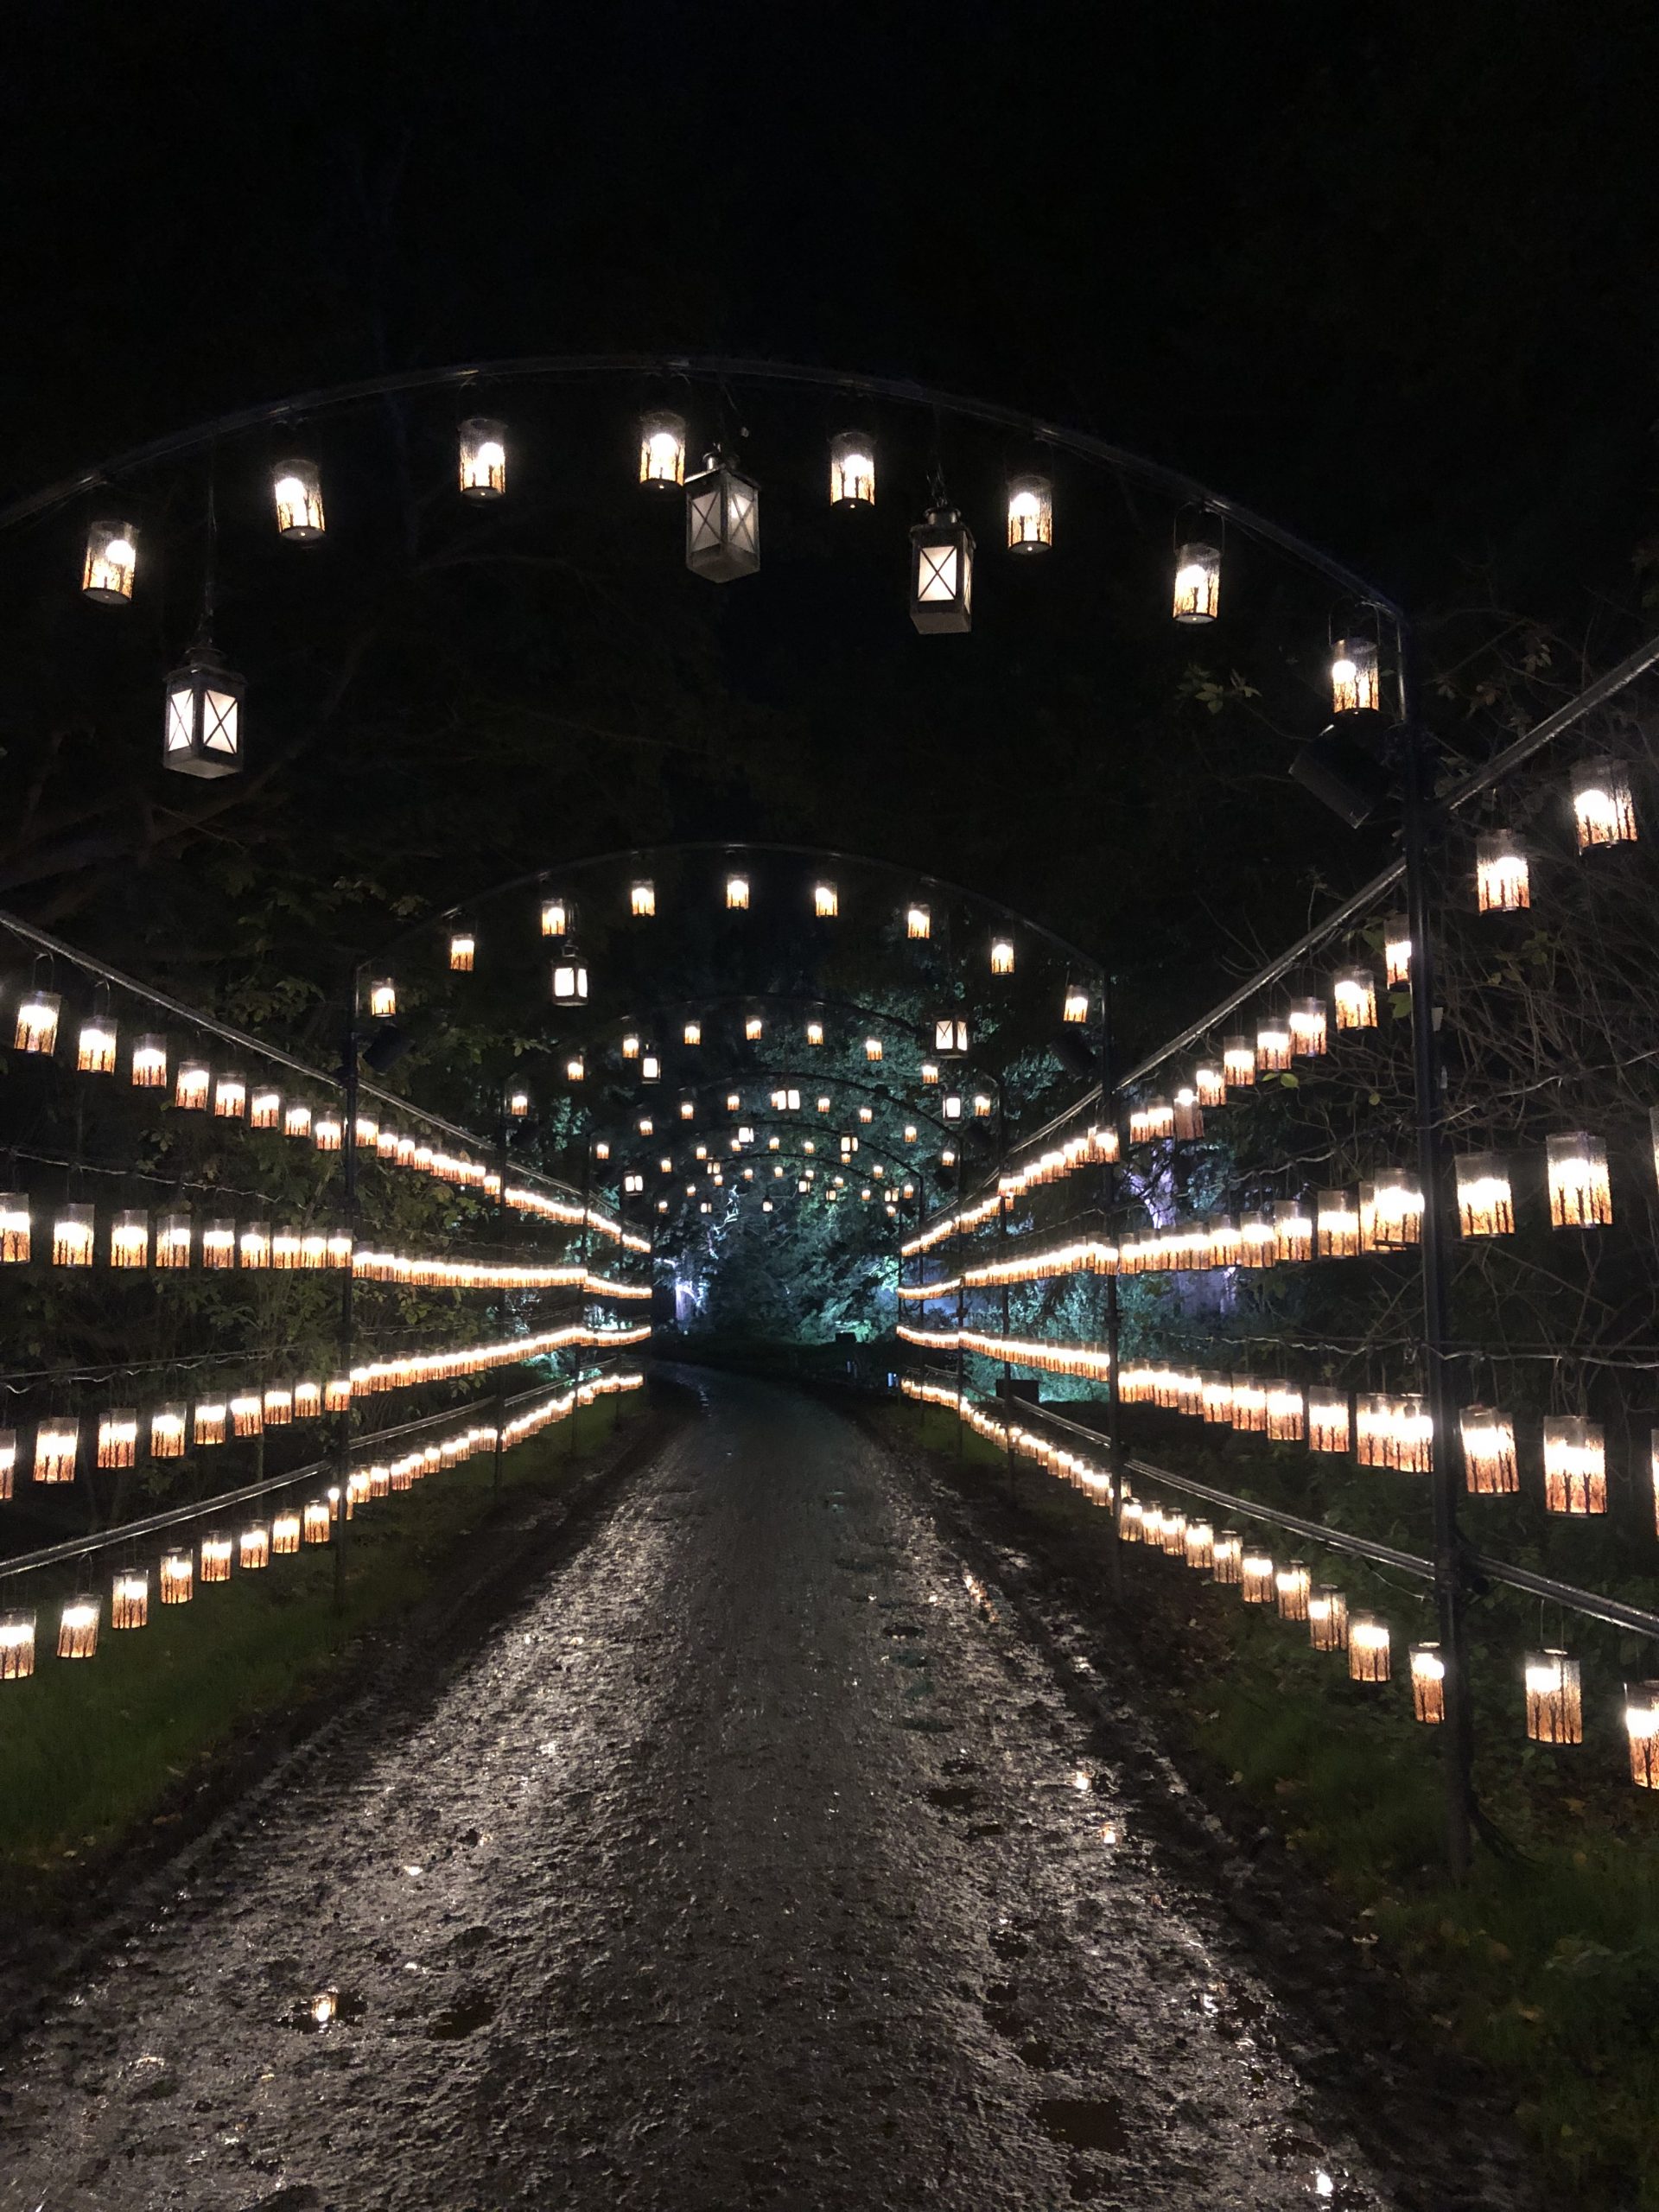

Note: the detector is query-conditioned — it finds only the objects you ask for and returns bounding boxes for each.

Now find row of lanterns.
[505,1185,652,1253]
[0,1198,352,1272]
[903,1127,1118,1256]
[894,1324,1112,1382]
[352,1247,650,1295]
[0,1375,645,1679]
[0,1379,352,1492]
[901,1377,1659,1784]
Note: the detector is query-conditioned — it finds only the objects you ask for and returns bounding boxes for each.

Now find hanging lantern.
[1171,541,1221,623]
[111,1570,149,1630]
[1543,1415,1605,1515]
[1238,1216,1276,1271]
[149,1403,187,1459]
[77,1008,118,1074]
[302,1501,333,1545]
[13,987,60,1054]
[1308,1586,1349,1652]
[367,978,397,1020]
[1455,1153,1514,1237]
[1184,1520,1216,1570]
[240,1525,271,1570]
[1307,1388,1351,1454]
[639,409,687,489]
[57,1598,100,1660]
[910,506,975,632]
[201,1218,236,1269]
[160,1551,194,1605]
[1330,638,1380,716]
[293,1381,321,1419]
[283,1101,313,1139]
[1172,1086,1204,1141]
[1372,1167,1424,1248]
[829,430,875,508]
[272,458,325,538]
[53,1202,94,1267]
[1348,1613,1391,1682]
[1267,1382,1306,1441]
[725,873,751,912]
[0,1430,17,1497]
[551,951,589,1001]
[1625,1683,1659,1787]
[1524,1650,1583,1745]
[1273,1198,1313,1264]
[1211,1530,1243,1585]
[0,1192,28,1264]
[1006,473,1052,553]
[0,1611,35,1680]
[1241,1550,1275,1604]
[230,1391,264,1438]
[1194,1061,1226,1109]
[96,1408,137,1469]
[1383,917,1412,988]
[1062,986,1090,1027]
[1332,968,1377,1031]
[130,1033,168,1088]
[458,416,507,499]
[1459,1405,1518,1495]
[193,1399,227,1446]
[506,1088,531,1119]
[109,1209,149,1268]
[213,1071,247,1119]
[272,1510,302,1555]
[264,1385,293,1427]
[1287,997,1327,1057]
[200,1533,233,1584]
[1547,1132,1611,1227]
[1573,757,1637,849]
[681,1020,702,1047]
[250,1087,282,1129]
[563,1054,585,1084]
[1476,830,1530,912]
[988,937,1015,977]
[1255,1013,1293,1071]
[83,518,138,602]
[1315,1190,1358,1258]
[1409,1643,1446,1723]
[679,1097,696,1120]
[743,1016,763,1042]
[162,638,245,777]
[448,925,476,973]
[541,895,571,937]
[1222,1036,1255,1089]
[629,878,657,919]
[685,451,760,581]
[906,903,931,941]
[1275,1561,1311,1620]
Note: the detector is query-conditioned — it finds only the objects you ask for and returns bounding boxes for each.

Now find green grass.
[887,1395,1659,2209]
[0,1394,638,1882]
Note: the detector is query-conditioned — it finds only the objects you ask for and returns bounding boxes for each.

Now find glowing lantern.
[1330,638,1380,715]
[1459,1405,1517,1495]
[1273,1198,1313,1264]
[163,640,245,778]
[294,1381,321,1419]
[240,1525,271,1570]
[213,1071,247,1119]
[805,1020,825,1048]
[131,1034,168,1088]
[283,1101,313,1139]
[906,903,931,940]
[1315,1190,1358,1259]
[200,1534,233,1584]
[1288,997,1327,1057]
[250,1087,281,1129]
[302,1501,333,1545]
[910,506,975,632]
[368,978,397,1020]
[111,1572,149,1630]
[34,1416,76,1482]
[1172,1086,1203,1140]
[175,1060,210,1110]
[1348,1614,1391,1683]
[83,518,137,602]
[1268,1382,1306,1441]
[0,1193,31,1264]
[105,1209,149,1269]
[264,1386,293,1427]
[744,1017,763,1042]
[566,1055,585,1083]
[1383,917,1412,987]
[1409,1643,1446,1723]
[829,431,875,507]
[1455,1153,1513,1237]
[1372,1167,1423,1249]
[1194,1061,1226,1109]
[1476,830,1529,912]
[1332,968,1377,1030]
[621,1033,642,1060]
[77,1010,118,1074]
[1308,1586,1349,1651]
[1625,1684,1659,1787]
[685,452,760,581]
[551,954,588,1001]
[1222,1036,1254,1089]
[639,410,686,489]
[230,1392,264,1438]
[160,1551,194,1605]
[272,458,325,538]
[1307,1389,1351,1455]
[1005,473,1052,552]
[272,1510,302,1555]
[1184,1520,1216,1571]
[1172,541,1220,623]
[1573,758,1637,849]
[682,1020,702,1046]
[458,416,507,498]
[1241,1550,1275,1604]
[201,1219,236,1270]
[1525,1651,1582,1745]
[541,896,570,937]
[0,1612,35,1680]
[13,988,60,1054]
[863,1036,883,1064]
[1547,1132,1611,1227]
[58,1598,99,1660]
[679,1098,696,1120]
[507,1088,530,1119]
[1211,1531,1243,1585]
[1275,1561,1311,1621]
[96,1408,137,1469]
[0,1430,14,1497]
[1543,1415,1605,1515]
[53,1203,94,1266]
[1239,1216,1275,1271]
[1063,987,1090,1027]
[193,1400,226,1446]
[150,1404,186,1459]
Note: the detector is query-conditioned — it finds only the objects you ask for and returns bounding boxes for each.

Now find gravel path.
[0,1374,1391,2209]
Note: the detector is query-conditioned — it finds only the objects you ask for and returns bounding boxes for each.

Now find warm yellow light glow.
[458,416,507,498]
[1543,1415,1605,1515]
[639,410,686,489]
[1476,830,1529,912]
[906,903,931,940]
[1006,472,1052,551]
[1332,968,1376,1030]
[77,1017,117,1074]
[1548,1132,1611,1227]
[14,990,60,1054]
[272,459,325,538]
[829,430,875,507]
[1330,637,1380,715]
[1573,758,1637,849]
[1172,541,1220,622]
[726,874,750,910]
[83,519,137,601]
[631,879,656,918]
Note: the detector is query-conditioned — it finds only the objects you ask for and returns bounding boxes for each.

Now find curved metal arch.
[0,352,1404,625]
[616,1119,919,1190]
[582,1066,953,1139]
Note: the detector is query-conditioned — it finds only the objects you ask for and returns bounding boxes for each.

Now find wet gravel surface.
[1,1374,1432,2209]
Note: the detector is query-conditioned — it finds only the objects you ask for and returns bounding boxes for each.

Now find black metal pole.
[493,1101,508,1500]
[999,1111,1014,1500]
[335,967,360,1605]
[1101,982,1124,1602]
[570,1140,594,1462]
[1397,625,1476,1880]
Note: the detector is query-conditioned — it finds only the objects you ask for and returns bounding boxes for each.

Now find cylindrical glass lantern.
[193,1399,227,1446]
[448,926,476,972]
[159,1552,193,1605]
[1308,1586,1349,1652]
[1172,542,1220,623]
[239,1525,271,1570]
[1543,1414,1605,1515]
[200,1533,233,1584]
[58,1598,100,1661]
[1625,1682,1659,1788]
[1331,638,1380,716]
[458,416,507,499]
[1525,1650,1583,1745]
[1006,473,1052,552]
[1332,968,1377,1031]
[53,1203,95,1267]
[1275,1560,1311,1621]
[1476,830,1530,912]
[1273,1198,1313,1265]
[77,1013,118,1074]
[1316,1190,1358,1259]
[83,519,138,603]
[1,1193,31,1264]
[250,1087,281,1129]
[1410,1643,1446,1723]
[272,459,326,539]
[1307,1388,1351,1455]
[0,1611,36,1680]
[1212,1530,1243,1585]
[1222,1036,1255,1089]
[96,1408,137,1469]
[108,1210,149,1268]
[150,1403,187,1459]
[1573,758,1637,849]
[1348,1613,1391,1682]
[639,410,686,489]
[1241,1550,1275,1605]
[1455,1152,1514,1237]
[1287,997,1327,1057]
[1547,1132,1611,1228]
[130,1033,168,1088]
[1255,1014,1292,1072]
[1460,1405,1518,1495]
[14,988,60,1053]
[829,430,875,508]
[111,1571,149,1630]
[201,1219,235,1270]
[271,1510,302,1555]
[1372,1167,1424,1249]
[175,1060,210,1110]
[302,1500,333,1545]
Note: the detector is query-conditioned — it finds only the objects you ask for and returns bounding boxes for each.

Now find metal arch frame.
[610,1116,922,1190]
[582,1066,954,1141]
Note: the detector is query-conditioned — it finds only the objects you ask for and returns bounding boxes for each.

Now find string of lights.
[895,1324,1112,1381]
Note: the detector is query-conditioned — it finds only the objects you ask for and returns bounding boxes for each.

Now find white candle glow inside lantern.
[272,458,325,538]
[175,1060,211,1110]
[214,1071,246,1120]
[1241,1549,1275,1604]
[200,1534,233,1584]
[367,978,397,1020]
[1222,1036,1255,1089]
[1456,1153,1514,1237]
[77,1014,118,1074]
[131,1033,168,1088]
[744,1016,763,1041]
[910,506,976,632]
[1275,1560,1311,1620]
[541,896,569,938]
[1459,1404,1518,1495]
[1331,637,1380,715]
[1382,916,1412,988]
[1267,1382,1306,1443]
[14,989,60,1054]
[1543,1415,1605,1515]
[1172,541,1220,623]
[96,1408,137,1469]
[0,1611,35,1681]
[1573,757,1637,849]
[458,416,507,499]
[989,938,1014,976]
[1525,1650,1583,1745]
[230,1392,264,1438]
[1410,1643,1446,1723]
[1006,473,1052,553]
[0,1193,29,1264]
[160,1551,193,1605]
[303,1501,333,1545]
[551,955,588,1001]
[565,1055,585,1083]
[906,903,931,940]
[631,879,656,918]
[1372,1167,1424,1249]
[283,1101,313,1140]
[725,873,750,911]
[448,927,476,972]
[1316,1189,1358,1259]
[35,1418,79,1483]
[829,430,875,508]
[240,1525,271,1571]
[682,1020,702,1046]
[639,409,687,489]
[1547,1132,1611,1228]
[1287,997,1327,1057]
[1273,1199,1313,1263]
[194,1400,227,1446]
[150,1404,187,1459]
[83,518,138,602]
[1625,1683,1659,1789]
[201,1219,236,1270]
[272,1510,302,1555]
[1308,1586,1349,1651]
[58,1598,100,1661]
[1332,967,1377,1030]
[110,1210,149,1268]
[1212,1530,1243,1585]
[1307,1388,1351,1455]
[1476,830,1530,912]
[53,1203,95,1267]
[111,1571,149,1630]
[1195,1061,1226,1109]
[1063,987,1090,1027]
[507,1089,530,1119]
[685,453,760,581]
[250,1087,281,1129]
[1348,1613,1391,1682]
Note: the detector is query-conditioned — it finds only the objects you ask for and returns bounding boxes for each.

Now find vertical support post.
[493,1103,507,1500]
[335,967,360,1606]
[999,1108,1014,1499]
[1398,630,1475,1880]
[953,1209,965,1467]
[1101,981,1124,1602]
[570,1140,594,1462]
